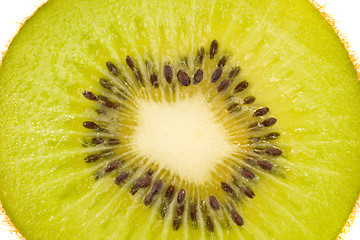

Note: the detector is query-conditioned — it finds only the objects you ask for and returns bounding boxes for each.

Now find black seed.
[106,101,118,109]
[143,180,162,205]
[146,169,154,176]
[265,147,282,156]
[177,70,191,86]
[228,103,241,113]
[150,73,159,88]
[193,69,203,85]
[177,189,186,203]
[265,132,280,140]
[177,205,185,216]
[234,81,248,93]
[231,210,244,226]
[134,69,144,85]
[115,172,129,185]
[173,217,181,231]
[206,216,214,232]
[106,62,119,76]
[257,160,273,170]
[83,121,99,129]
[99,78,112,90]
[105,161,121,173]
[107,138,120,145]
[165,185,175,200]
[196,47,205,64]
[229,66,241,78]
[85,154,101,163]
[244,96,255,104]
[190,204,197,221]
[98,96,118,109]
[209,195,220,210]
[211,67,223,83]
[144,194,154,206]
[125,57,143,84]
[164,65,173,84]
[136,176,152,188]
[262,118,277,127]
[83,91,98,101]
[218,56,226,67]
[131,186,139,195]
[104,100,118,109]
[221,182,233,194]
[151,180,163,195]
[217,79,230,92]
[253,107,269,117]
[242,168,256,179]
[210,40,218,59]
[92,137,104,145]
[126,56,135,70]
[241,186,255,198]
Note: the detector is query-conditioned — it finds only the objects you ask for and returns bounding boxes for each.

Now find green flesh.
[1,0,360,239]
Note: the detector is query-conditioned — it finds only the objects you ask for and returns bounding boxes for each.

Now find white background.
[0,0,359,239]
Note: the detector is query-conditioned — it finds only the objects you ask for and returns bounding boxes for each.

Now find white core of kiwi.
[132,95,234,184]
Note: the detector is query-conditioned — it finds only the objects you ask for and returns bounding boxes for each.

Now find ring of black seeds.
[81,39,283,233]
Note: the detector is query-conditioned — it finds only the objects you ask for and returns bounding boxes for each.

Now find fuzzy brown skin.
[0,0,359,239]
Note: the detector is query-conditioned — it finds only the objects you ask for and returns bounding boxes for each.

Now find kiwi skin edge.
[309,0,360,80]
[0,0,359,239]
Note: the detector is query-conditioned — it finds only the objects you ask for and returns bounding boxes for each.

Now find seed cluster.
[81,40,283,233]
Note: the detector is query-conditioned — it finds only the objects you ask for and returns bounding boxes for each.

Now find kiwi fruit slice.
[1,0,360,239]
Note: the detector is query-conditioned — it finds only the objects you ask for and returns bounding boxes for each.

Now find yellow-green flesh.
[0,0,360,239]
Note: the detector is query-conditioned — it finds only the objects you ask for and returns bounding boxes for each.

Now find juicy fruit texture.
[0,0,360,240]
[79,40,286,236]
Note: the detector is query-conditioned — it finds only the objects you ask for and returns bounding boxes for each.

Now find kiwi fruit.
[1,0,360,239]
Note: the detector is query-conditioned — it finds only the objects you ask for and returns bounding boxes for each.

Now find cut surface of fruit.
[132,97,234,184]
[0,0,360,240]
